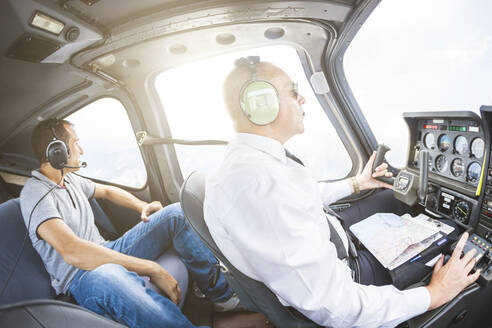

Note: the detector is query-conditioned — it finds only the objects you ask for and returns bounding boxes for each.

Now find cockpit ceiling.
[88,21,332,84]
[0,0,356,147]
[58,0,356,30]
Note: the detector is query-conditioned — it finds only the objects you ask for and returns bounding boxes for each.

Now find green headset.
[236,56,280,125]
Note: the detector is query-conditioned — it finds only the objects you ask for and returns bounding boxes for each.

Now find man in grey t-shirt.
[21,170,104,295]
[20,119,238,328]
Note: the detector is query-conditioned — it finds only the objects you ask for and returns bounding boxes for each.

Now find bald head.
[223,61,288,130]
[222,59,306,144]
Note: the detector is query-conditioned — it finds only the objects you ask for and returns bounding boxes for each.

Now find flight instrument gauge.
[438,134,451,152]
[435,155,448,173]
[471,138,485,159]
[452,200,471,223]
[424,133,435,149]
[451,158,465,177]
[467,162,482,183]
[454,136,468,155]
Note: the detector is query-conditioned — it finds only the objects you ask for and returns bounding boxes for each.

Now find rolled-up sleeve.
[319,179,353,207]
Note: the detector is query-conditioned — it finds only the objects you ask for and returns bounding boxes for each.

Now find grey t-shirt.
[20,170,106,294]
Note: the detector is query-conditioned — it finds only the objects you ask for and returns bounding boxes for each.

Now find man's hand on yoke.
[426,232,480,310]
[356,151,393,191]
[140,201,163,222]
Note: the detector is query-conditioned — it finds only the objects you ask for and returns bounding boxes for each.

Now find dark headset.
[236,56,280,125]
[46,120,69,170]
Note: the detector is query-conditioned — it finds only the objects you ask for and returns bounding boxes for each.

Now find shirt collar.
[31,170,68,188]
[234,133,287,164]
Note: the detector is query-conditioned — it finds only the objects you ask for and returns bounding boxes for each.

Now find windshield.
[344,0,492,167]
[155,45,352,180]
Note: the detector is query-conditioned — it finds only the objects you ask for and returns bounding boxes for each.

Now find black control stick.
[418,149,429,203]
[372,144,394,185]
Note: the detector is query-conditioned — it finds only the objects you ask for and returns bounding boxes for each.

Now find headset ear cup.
[240,80,280,125]
[46,140,68,170]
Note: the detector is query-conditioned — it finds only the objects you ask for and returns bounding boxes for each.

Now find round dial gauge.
[471,138,484,159]
[452,200,471,223]
[451,158,465,177]
[438,134,451,152]
[435,155,448,173]
[453,136,468,155]
[424,133,435,149]
[467,162,482,183]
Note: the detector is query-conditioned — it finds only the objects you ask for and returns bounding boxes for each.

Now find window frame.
[63,95,150,192]
[328,0,382,155]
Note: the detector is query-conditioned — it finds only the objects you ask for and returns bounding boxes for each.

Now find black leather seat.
[180,171,318,328]
[0,300,126,328]
[0,197,189,326]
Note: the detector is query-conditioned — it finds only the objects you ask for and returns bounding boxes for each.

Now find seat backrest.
[89,199,119,240]
[0,199,56,305]
[0,175,13,203]
[0,197,120,306]
[180,171,318,328]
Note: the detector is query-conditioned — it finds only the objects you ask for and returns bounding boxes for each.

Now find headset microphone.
[63,162,87,169]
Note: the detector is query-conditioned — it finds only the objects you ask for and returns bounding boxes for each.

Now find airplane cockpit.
[1,0,492,327]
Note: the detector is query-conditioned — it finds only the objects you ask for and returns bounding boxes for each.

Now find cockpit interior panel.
[402,111,485,229]
[401,107,492,286]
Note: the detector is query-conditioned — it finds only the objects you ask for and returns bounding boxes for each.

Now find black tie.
[284,148,351,260]
[284,149,304,166]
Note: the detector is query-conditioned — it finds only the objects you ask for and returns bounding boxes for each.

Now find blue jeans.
[68,203,232,328]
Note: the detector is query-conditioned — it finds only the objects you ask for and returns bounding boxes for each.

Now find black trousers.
[339,189,460,287]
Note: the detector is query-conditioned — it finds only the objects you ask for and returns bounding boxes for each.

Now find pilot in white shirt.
[204,57,478,327]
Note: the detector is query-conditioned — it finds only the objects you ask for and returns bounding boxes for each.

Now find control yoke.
[418,149,429,203]
[372,144,394,185]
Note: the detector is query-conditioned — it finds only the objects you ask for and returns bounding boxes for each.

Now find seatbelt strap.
[325,217,349,260]
[325,207,358,259]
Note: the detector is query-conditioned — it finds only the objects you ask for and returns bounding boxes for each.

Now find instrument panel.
[402,111,484,227]
[403,108,492,285]
[417,118,484,187]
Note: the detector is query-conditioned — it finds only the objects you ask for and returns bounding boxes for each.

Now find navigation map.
[349,213,446,269]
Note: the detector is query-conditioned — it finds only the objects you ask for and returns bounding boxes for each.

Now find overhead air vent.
[216,33,236,45]
[168,44,187,55]
[6,33,61,63]
[264,27,285,40]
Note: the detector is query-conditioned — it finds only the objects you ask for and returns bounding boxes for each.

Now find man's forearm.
[100,185,147,213]
[64,238,159,276]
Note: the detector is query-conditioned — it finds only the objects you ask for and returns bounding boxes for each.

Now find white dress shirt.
[204,133,430,328]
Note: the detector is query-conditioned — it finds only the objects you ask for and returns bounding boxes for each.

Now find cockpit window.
[66,98,147,188]
[344,0,492,168]
[155,45,352,180]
